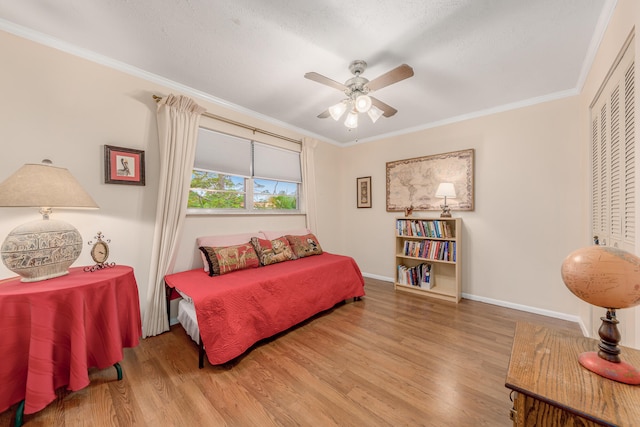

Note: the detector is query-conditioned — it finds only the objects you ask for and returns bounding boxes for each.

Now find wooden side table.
[0,265,142,425]
[505,322,640,426]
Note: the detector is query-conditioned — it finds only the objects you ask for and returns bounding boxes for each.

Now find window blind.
[194,128,251,177]
[253,142,302,183]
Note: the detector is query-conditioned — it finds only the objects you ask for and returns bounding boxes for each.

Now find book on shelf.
[402,239,457,262]
[444,222,454,238]
[397,262,433,288]
[396,218,456,239]
[420,263,432,288]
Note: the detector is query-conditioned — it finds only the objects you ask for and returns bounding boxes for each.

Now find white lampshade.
[0,161,99,282]
[0,163,99,209]
[435,182,456,199]
[344,110,359,129]
[355,95,372,113]
[367,105,384,123]
[328,101,348,121]
[435,182,456,218]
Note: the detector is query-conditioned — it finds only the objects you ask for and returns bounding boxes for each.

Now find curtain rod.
[153,95,302,145]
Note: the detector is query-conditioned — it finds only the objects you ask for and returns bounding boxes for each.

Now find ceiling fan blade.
[304,72,348,92]
[317,109,331,119]
[365,64,414,92]
[370,96,398,117]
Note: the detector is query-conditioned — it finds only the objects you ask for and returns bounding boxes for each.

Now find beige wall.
[2,0,639,345]
[333,0,640,346]
[0,30,160,319]
[0,30,321,325]
[339,97,586,319]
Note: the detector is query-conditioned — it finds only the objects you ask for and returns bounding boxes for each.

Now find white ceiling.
[0,1,614,145]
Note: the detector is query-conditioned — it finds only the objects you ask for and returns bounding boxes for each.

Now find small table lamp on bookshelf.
[435,182,456,218]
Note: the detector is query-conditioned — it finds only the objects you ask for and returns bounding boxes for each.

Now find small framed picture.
[357,176,372,208]
[104,145,145,186]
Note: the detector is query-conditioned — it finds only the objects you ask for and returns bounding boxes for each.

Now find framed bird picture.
[104,145,145,185]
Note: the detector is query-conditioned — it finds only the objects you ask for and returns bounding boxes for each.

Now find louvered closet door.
[590,38,636,253]
[589,36,637,345]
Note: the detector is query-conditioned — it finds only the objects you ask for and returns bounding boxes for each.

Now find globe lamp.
[561,245,640,384]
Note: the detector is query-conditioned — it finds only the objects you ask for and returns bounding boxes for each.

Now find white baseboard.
[361,272,394,282]
[462,292,588,337]
[361,272,588,337]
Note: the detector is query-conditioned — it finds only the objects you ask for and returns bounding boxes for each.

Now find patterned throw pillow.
[199,246,220,277]
[199,243,260,276]
[250,236,296,266]
[285,233,323,258]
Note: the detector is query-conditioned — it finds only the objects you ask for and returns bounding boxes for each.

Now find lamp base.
[1,218,83,282]
[578,351,640,385]
[440,202,452,218]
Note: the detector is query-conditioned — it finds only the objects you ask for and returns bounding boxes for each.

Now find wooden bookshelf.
[394,217,461,303]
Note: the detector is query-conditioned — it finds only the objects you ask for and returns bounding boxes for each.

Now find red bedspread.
[164,253,365,365]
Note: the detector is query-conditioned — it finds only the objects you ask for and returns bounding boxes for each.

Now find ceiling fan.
[305,60,414,129]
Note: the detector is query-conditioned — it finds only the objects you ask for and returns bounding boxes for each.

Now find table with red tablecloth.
[0,265,142,416]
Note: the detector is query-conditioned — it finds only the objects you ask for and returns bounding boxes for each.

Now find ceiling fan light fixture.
[328,101,348,121]
[306,60,414,129]
[344,110,358,129]
[367,105,384,123]
[355,95,372,113]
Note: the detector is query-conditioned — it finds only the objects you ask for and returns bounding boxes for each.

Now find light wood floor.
[2,278,581,426]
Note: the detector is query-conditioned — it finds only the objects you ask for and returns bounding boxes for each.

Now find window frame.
[187,128,303,216]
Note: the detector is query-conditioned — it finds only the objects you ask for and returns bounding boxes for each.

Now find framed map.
[386,149,474,212]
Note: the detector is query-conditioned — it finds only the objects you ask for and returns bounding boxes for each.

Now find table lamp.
[435,182,456,218]
[0,160,99,282]
[561,245,640,384]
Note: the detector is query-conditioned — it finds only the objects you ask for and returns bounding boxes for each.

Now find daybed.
[164,229,365,367]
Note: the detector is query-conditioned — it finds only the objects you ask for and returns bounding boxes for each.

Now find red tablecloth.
[0,265,142,415]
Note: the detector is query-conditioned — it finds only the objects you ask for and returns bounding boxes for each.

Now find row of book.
[402,239,456,262]
[396,219,455,239]
[397,263,433,289]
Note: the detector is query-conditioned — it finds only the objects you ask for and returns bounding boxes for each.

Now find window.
[189,171,246,209]
[253,178,299,210]
[188,128,302,213]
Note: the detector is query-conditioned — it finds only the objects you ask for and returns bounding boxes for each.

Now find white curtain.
[302,137,318,233]
[142,94,205,338]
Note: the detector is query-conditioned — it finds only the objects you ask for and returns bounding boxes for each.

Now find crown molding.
[0,18,336,145]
